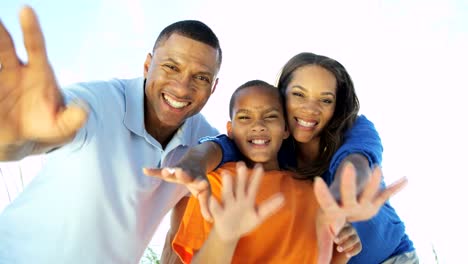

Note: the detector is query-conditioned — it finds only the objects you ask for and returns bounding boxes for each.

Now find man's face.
[144,33,219,130]
[227,86,289,171]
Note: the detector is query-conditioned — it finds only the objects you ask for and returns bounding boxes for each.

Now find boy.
[169,80,364,263]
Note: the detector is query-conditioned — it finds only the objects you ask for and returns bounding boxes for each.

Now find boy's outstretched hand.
[315,162,408,264]
[209,162,285,242]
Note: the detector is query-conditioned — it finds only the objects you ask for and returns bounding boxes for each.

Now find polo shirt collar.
[124,77,146,138]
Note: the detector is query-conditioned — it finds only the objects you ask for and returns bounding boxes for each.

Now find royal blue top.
[199,115,414,263]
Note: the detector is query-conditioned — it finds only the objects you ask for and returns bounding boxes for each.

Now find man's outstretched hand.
[0,6,88,157]
[144,165,213,222]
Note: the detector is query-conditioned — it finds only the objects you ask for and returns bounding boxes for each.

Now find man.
[0,6,221,263]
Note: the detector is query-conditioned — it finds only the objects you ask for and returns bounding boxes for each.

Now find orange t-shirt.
[172,162,320,264]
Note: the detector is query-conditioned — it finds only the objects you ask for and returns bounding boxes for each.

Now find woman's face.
[284,65,337,144]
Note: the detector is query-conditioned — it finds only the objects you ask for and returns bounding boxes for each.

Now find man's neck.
[144,104,179,149]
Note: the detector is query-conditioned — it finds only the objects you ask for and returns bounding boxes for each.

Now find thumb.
[316,211,336,264]
[52,101,88,139]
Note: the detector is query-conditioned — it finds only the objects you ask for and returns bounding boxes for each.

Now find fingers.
[314,176,340,213]
[198,187,213,222]
[359,166,382,203]
[373,176,408,207]
[340,162,357,208]
[144,167,185,182]
[335,224,360,255]
[235,162,248,200]
[246,163,264,202]
[51,102,88,140]
[19,6,48,67]
[256,193,284,223]
[208,196,222,219]
[143,167,193,183]
[334,223,354,244]
[0,19,20,70]
[221,172,235,203]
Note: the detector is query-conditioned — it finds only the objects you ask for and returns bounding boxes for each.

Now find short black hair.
[229,80,280,119]
[152,20,222,68]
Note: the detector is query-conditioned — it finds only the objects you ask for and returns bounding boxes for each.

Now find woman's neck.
[296,138,321,168]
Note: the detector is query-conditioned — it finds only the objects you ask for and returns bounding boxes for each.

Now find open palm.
[0,6,87,148]
[208,162,284,242]
[314,163,408,264]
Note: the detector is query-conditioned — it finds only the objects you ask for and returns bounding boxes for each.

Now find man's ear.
[211,78,219,94]
[226,121,233,139]
[143,53,153,78]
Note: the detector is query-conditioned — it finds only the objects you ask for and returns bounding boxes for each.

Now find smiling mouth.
[296,118,317,128]
[163,94,190,109]
[248,139,271,146]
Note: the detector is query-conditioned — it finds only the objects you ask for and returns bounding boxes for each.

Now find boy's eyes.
[237,115,279,121]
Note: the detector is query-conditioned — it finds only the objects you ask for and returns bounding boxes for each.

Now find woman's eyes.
[292,92,304,97]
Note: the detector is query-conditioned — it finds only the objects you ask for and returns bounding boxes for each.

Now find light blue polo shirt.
[0,78,218,264]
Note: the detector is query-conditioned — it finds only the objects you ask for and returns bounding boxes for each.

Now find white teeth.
[164,94,189,109]
[297,119,317,127]
[251,139,268,145]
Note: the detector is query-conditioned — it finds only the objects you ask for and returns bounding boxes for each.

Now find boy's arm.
[191,231,239,264]
[160,197,189,264]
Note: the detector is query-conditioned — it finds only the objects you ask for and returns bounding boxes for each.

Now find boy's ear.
[226,121,233,139]
[283,125,290,140]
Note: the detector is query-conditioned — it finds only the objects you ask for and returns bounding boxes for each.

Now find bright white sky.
[1,0,467,263]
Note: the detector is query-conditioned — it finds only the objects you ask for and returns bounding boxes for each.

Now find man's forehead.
[155,33,220,72]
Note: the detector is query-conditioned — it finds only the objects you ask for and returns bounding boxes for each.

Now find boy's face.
[227,85,289,171]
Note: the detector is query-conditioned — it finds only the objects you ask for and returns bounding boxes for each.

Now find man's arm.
[0,7,88,161]
[160,197,189,264]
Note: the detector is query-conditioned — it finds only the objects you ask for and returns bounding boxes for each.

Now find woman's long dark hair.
[276,52,360,180]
